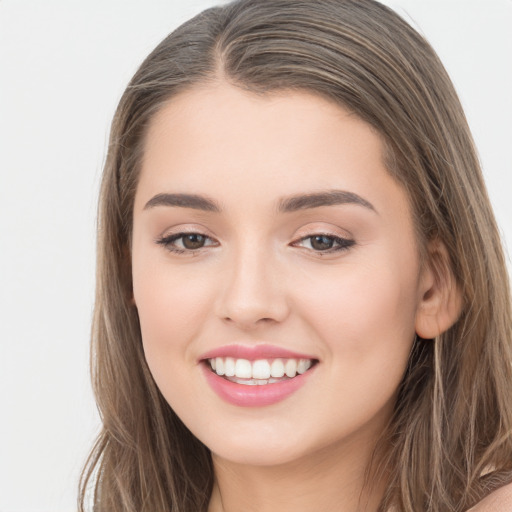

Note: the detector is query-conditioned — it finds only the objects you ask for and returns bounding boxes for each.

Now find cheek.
[285,261,419,442]
[132,257,212,383]
[295,257,419,381]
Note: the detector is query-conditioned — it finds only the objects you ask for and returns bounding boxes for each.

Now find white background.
[0,1,510,511]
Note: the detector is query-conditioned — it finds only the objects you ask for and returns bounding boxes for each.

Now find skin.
[131,81,446,512]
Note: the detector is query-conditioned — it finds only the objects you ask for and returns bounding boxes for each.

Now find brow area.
[144,193,222,212]
[143,189,377,214]
[277,190,377,214]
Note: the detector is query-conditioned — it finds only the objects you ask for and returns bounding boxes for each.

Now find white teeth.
[285,359,297,378]
[252,359,271,379]
[224,357,235,377]
[215,357,224,376]
[209,357,314,381]
[235,359,252,379]
[270,359,285,378]
[224,376,291,386]
[297,359,312,374]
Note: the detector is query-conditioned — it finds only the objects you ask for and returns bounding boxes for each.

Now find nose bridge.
[216,234,288,328]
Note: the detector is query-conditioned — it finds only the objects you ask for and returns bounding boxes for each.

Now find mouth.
[199,344,319,406]
[204,357,318,386]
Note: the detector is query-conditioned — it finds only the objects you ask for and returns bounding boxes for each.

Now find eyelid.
[156,224,217,242]
[291,223,354,244]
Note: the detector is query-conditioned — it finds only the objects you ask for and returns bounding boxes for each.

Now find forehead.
[144,82,383,149]
[135,81,410,224]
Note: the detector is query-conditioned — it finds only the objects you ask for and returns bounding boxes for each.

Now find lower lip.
[201,363,315,407]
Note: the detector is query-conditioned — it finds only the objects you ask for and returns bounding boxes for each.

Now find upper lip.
[199,343,318,362]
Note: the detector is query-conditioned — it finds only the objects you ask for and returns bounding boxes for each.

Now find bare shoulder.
[468,482,512,511]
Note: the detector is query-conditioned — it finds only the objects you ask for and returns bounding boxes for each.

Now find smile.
[200,346,318,407]
[208,357,313,385]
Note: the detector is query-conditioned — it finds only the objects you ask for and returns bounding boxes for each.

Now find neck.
[208,434,388,512]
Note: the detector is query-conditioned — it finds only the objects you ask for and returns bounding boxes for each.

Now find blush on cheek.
[136,275,209,364]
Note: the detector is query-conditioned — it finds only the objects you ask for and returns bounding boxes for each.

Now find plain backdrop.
[0,1,511,511]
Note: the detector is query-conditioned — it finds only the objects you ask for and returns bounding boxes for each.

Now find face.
[131,82,430,467]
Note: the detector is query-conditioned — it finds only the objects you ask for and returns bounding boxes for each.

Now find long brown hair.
[79,1,512,510]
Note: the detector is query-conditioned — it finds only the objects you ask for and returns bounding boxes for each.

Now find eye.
[292,234,355,253]
[156,232,218,254]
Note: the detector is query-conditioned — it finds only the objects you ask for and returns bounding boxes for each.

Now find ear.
[415,239,463,339]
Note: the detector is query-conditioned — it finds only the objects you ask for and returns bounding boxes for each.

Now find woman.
[79,0,512,510]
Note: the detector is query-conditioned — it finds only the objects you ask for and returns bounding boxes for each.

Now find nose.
[214,242,290,330]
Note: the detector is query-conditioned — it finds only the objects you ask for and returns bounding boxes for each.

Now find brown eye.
[156,232,217,254]
[181,233,207,250]
[310,235,336,251]
[293,233,355,254]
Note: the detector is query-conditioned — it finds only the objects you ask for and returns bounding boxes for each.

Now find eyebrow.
[143,189,376,214]
[144,192,221,212]
[277,190,376,214]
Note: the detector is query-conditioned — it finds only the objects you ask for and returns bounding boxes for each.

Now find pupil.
[311,235,334,251]
[183,234,205,249]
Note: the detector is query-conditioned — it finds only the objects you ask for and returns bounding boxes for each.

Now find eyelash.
[155,231,355,256]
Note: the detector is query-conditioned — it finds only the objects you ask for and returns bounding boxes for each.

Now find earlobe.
[415,239,463,339]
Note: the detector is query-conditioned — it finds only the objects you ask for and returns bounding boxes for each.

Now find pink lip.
[200,362,316,407]
[198,344,318,407]
[199,343,316,362]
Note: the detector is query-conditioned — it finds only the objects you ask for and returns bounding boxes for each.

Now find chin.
[211,441,307,468]
[189,418,308,467]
